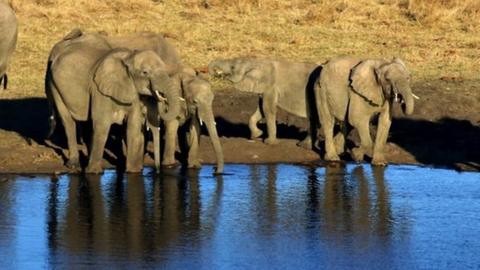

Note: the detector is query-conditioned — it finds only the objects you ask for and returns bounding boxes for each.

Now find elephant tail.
[45,62,57,139]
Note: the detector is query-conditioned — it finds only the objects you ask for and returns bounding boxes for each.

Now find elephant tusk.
[199,118,204,126]
[154,90,167,102]
[412,93,420,100]
[147,126,150,131]
[394,92,400,103]
[179,97,185,101]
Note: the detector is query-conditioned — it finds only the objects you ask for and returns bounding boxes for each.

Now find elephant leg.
[249,105,264,139]
[322,117,339,161]
[86,120,111,174]
[187,117,202,169]
[297,135,312,149]
[125,108,145,173]
[51,89,80,169]
[334,132,345,155]
[372,111,391,166]
[350,116,373,162]
[163,119,179,167]
[263,93,279,145]
[318,102,339,161]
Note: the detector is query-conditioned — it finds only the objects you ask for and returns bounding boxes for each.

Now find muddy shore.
[0,79,479,174]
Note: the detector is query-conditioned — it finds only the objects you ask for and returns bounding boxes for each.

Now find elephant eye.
[141,70,149,76]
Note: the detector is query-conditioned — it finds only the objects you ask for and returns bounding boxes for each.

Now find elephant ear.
[374,63,394,99]
[93,49,138,104]
[350,60,385,107]
[235,62,267,94]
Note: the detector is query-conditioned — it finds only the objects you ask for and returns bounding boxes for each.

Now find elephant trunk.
[397,83,414,115]
[198,106,224,174]
[403,93,414,115]
[152,73,180,121]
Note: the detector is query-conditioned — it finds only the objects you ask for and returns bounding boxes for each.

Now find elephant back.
[48,31,112,121]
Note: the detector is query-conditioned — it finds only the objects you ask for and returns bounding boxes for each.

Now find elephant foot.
[65,159,80,170]
[188,160,202,169]
[250,128,263,139]
[297,137,312,149]
[162,160,179,168]
[372,154,388,166]
[351,147,365,162]
[334,134,345,155]
[85,163,104,174]
[324,152,340,162]
[264,137,279,145]
[126,164,143,173]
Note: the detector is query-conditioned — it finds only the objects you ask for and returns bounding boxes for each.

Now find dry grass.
[2,0,479,98]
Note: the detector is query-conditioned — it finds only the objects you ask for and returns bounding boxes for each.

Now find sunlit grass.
[3,0,479,99]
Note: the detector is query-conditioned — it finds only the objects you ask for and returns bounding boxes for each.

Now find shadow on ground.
[0,97,479,171]
[390,117,480,171]
[0,97,49,145]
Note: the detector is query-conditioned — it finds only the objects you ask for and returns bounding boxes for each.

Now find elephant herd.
[0,2,419,175]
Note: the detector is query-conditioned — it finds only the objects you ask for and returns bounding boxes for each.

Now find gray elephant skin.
[46,29,181,173]
[315,56,417,165]
[143,71,224,174]
[0,1,18,89]
[209,57,321,148]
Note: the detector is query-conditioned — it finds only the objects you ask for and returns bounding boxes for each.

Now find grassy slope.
[3,0,480,99]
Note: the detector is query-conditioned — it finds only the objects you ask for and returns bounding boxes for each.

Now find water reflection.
[320,165,393,240]
[1,165,479,268]
[45,170,224,262]
[44,165,400,265]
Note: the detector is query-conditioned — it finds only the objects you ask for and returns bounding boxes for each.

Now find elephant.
[0,1,18,89]
[315,56,418,165]
[208,57,321,148]
[45,29,181,173]
[142,70,224,174]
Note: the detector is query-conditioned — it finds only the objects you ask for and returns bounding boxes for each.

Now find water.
[0,164,479,269]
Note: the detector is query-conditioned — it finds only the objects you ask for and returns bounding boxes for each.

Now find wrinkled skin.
[0,1,18,90]
[143,71,224,174]
[209,57,321,148]
[315,56,416,165]
[45,29,180,173]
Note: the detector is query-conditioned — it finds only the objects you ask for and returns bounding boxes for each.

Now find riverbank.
[0,79,478,173]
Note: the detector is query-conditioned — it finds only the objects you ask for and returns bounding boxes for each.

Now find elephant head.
[208,57,268,94]
[350,58,416,115]
[180,73,224,174]
[93,48,181,121]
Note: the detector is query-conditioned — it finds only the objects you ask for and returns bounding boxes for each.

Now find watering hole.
[0,164,479,269]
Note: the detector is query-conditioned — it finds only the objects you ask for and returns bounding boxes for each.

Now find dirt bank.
[0,79,479,173]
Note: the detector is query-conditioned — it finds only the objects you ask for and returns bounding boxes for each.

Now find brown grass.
[2,0,479,99]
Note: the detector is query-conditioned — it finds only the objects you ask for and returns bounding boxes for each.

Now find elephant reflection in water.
[46,171,223,258]
[320,165,394,239]
[248,165,278,233]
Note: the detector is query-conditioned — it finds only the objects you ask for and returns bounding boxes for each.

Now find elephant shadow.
[0,97,49,145]
[390,117,480,171]
[0,97,127,170]
[212,116,308,141]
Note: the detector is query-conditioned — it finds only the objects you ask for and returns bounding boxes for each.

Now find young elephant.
[143,71,224,174]
[315,56,418,165]
[0,1,18,89]
[46,30,180,173]
[209,57,321,148]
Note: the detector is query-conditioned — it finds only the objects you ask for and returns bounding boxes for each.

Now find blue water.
[0,164,479,269]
